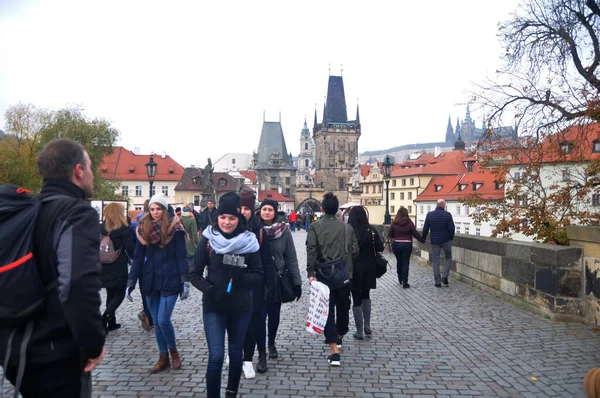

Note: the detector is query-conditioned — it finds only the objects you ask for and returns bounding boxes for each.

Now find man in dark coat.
[200,199,218,232]
[422,198,455,288]
[0,139,106,397]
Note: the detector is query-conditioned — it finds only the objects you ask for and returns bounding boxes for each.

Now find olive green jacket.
[181,215,199,257]
[306,214,359,278]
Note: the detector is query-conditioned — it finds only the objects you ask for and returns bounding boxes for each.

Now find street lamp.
[383,154,393,224]
[145,154,157,198]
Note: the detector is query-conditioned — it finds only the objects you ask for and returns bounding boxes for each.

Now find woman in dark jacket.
[100,202,135,332]
[388,207,425,288]
[347,205,383,339]
[258,199,301,360]
[190,193,263,398]
[127,194,189,373]
[239,192,277,377]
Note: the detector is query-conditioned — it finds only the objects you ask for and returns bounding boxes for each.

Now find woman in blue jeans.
[388,207,425,288]
[127,194,190,373]
[190,193,263,398]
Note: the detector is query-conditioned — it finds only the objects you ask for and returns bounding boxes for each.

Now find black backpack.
[0,185,62,398]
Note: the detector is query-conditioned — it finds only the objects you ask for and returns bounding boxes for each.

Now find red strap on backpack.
[0,252,33,273]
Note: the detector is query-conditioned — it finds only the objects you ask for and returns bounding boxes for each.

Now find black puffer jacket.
[422,206,455,245]
[100,224,135,289]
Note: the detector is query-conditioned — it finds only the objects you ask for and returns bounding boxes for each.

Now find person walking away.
[100,202,135,332]
[126,193,190,373]
[306,192,359,366]
[239,192,277,377]
[288,210,297,232]
[258,199,302,360]
[181,205,199,267]
[347,206,383,339]
[388,207,426,288]
[200,199,219,232]
[0,139,106,397]
[190,192,263,398]
[422,199,455,288]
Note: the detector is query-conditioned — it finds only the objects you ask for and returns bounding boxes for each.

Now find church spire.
[445,115,454,142]
[455,117,461,137]
[356,104,360,124]
[313,107,318,129]
[464,103,472,124]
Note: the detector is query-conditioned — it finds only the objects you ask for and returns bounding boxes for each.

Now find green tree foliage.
[1,103,124,200]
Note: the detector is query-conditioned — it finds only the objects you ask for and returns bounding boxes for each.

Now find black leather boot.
[257,350,268,373]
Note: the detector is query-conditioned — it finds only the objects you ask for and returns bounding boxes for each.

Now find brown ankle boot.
[150,353,170,373]
[169,349,182,369]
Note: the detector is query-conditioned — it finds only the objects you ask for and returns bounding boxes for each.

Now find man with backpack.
[0,139,106,397]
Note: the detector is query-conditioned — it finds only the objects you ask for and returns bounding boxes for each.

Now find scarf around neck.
[263,221,288,240]
[137,216,184,248]
[203,225,259,254]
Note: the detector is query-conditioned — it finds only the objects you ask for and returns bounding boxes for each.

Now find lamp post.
[145,154,157,198]
[383,154,393,224]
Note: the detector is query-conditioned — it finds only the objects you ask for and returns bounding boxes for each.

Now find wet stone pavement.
[3,229,600,397]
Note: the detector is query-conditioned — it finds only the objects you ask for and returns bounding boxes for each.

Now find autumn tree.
[464,0,600,244]
[0,104,123,199]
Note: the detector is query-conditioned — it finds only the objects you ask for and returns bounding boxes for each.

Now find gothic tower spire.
[445,115,454,142]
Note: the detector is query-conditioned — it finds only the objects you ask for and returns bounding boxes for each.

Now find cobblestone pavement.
[3,230,600,397]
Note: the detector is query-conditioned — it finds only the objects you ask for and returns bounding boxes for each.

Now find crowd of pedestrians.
[0,138,463,398]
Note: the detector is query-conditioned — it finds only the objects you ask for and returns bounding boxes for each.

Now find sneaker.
[268,344,278,359]
[435,283,442,288]
[336,337,343,348]
[327,353,341,366]
[402,283,410,289]
[242,361,256,379]
[442,277,449,285]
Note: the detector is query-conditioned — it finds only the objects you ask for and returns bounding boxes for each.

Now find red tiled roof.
[391,150,467,177]
[239,170,257,184]
[415,163,504,202]
[100,147,185,181]
[258,190,294,202]
[360,164,371,177]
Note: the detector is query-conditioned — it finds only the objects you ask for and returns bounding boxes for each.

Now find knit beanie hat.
[260,199,278,211]
[240,191,256,209]
[218,192,241,217]
[149,193,168,210]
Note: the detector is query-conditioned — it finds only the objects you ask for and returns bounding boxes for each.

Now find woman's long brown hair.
[142,204,169,244]
[104,203,127,232]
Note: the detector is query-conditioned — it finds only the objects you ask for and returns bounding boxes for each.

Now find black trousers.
[104,286,126,319]
[324,285,351,344]
[5,357,91,398]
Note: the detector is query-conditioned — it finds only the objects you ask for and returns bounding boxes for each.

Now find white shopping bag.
[305,280,330,335]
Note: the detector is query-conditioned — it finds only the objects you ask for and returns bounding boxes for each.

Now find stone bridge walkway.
[3,230,600,397]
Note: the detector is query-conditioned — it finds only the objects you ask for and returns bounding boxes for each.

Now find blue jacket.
[129,231,188,297]
[422,206,455,245]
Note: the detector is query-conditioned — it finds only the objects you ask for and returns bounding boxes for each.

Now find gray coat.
[268,227,302,286]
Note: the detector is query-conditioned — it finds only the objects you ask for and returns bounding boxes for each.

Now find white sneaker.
[243,361,256,379]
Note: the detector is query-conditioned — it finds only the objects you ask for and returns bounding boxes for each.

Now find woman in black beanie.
[258,198,302,360]
[189,192,263,398]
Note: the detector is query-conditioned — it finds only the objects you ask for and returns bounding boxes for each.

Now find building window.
[465,206,470,216]
[427,205,431,212]
[464,226,470,235]
[419,221,424,229]
[194,195,200,206]
[218,178,227,187]
[408,205,412,214]
[456,224,461,233]
[285,188,291,196]
[338,178,345,190]
[366,186,370,194]
[150,186,156,196]
[475,227,481,236]
[594,140,600,153]
[392,179,397,187]
[593,194,600,206]
[410,178,414,186]
[285,177,290,185]
[420,205,424,214]
[562,169,570,182]
[232,158,236,164]
[271,176,277,184]
[305,159,309,167]
[456,205,461,215]
[560,142,573,154]
[400,192,405,200]
[305,143,308,150]
[390,206,395,214]
[122,185,129,196]
[135,185,142,196]
[305,175,309,180]
[402,179,406,186]
[408,192,412,200]
[513,171,521,180]
[378,185,382,193]
[162,186,169,196]
[390,192,394,199]
[134,206,142,211]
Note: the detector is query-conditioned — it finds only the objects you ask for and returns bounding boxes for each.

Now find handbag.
[278,268,296,303]
[315,223,351,290]
[372,230,388,278]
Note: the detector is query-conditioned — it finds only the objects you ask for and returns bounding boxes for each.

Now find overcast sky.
[0,0,520,167]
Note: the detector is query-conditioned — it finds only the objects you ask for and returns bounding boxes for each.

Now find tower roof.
[324,75,348,123]
[445,115,454,142]
[301,117,310,136]
[255,121,295,170]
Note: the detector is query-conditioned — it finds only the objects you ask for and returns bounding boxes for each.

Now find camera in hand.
[223,254,246,268]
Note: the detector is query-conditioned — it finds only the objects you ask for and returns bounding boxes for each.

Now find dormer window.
[494,180,505,190]
[472,182,483,191]
[560,141,573,154]
[594,140,600,153]
[435,185,443,192]
[101,166,108,173]
[218,178,227,187]
[458,184,468,192]
[129,165,135,173]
